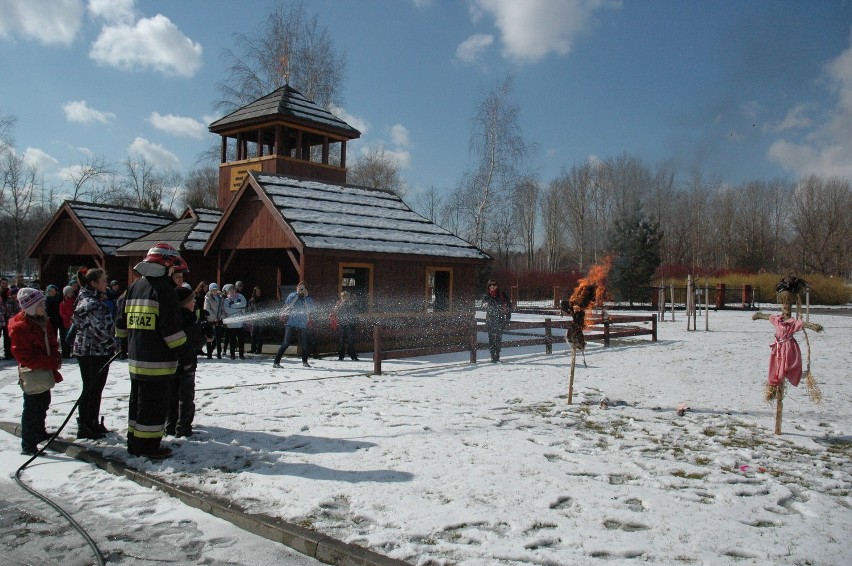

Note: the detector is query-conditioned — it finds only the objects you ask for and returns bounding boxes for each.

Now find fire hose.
[12,352,119,566]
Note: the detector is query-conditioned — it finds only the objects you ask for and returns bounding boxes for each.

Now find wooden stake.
[568,345,577,404]
[774,380,785,435]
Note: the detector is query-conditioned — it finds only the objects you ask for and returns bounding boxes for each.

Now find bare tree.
[410,185,443,223]
[0,110,15,150]
[1,150,38,273]
[216,0,346,115]
[540,179,565,272]
[348,147,407,196]
[458,75,530,247]
[485,205,516,268]
[555,162,593,269]
[791,175,851,275]
[512,177,539,270]
[65,156,113,201]
[120,157,181,213]
[183,165,219,209]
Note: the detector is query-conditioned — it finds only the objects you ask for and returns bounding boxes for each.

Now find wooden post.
[774,380,785,435]
[604,319,610,347]
[568,346,577,404]
[805,289,810,322]
[670,284,675,322]
[553,286,560,308]
[652,313,657,342]
[510,285,518,309]
[373,324,382,375]
[704,286,709,331]
[545,318,552,355]
[470,321,477,364]
[686,275,693,331]
[659,285,666,321]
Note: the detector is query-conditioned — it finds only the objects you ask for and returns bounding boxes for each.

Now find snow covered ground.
[1,308,850,565]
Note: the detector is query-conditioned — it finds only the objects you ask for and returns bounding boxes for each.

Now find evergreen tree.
[607,208,662,305]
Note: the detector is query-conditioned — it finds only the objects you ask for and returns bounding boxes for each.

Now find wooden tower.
[208,85,361,209]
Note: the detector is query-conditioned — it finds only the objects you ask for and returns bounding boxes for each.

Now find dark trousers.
[487,328,503,361]
[275,325,308,363]
[77,354,111,428]
[224,326,244,357]
[21,390,51,451]
[206,324,224,357]
[60,325,72,358]
[250,324,264,353]
[166,370,196,435]
[338,323,356,359]
[127,378,170,455]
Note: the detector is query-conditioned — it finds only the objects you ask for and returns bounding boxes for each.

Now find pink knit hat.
[17,287,46,315]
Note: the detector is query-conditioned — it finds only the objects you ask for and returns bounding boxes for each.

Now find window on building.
[339,263,373,313]
[426,267,453,312]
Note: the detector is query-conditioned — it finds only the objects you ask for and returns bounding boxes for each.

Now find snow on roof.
[184,208,223,251]
[68,201,175,255]
[209,85,359,137]
[256,174,489,260]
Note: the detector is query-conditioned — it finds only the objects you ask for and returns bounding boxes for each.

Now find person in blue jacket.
[273,282,315,368]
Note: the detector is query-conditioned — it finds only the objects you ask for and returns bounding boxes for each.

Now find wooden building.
[115,207,222,288]
[205,84,489,317]
[27,201,175,288]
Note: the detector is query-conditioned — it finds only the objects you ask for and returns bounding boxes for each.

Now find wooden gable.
[205,175,299,253]
[28,204,101,257]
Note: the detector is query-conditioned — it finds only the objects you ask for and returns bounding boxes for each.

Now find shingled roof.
[253,173,489,260]
[115,207,223,254]
[208,85,360,138]
[65,201,175,255]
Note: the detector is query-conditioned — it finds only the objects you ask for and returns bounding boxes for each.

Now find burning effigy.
[560,257,612,404]
[561,256,612,350]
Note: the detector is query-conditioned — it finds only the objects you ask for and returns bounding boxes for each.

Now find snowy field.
[1,308,851,565]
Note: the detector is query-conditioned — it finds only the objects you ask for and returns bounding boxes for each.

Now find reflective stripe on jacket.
[115,274,186,381]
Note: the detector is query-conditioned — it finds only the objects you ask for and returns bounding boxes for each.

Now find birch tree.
[0,151,38,273]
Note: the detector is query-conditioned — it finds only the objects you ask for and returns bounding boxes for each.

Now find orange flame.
[569,256,612,327]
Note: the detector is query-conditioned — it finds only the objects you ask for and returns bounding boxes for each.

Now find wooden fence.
[371,313,657,375]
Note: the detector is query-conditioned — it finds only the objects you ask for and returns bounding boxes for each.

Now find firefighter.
[115,243,187,459]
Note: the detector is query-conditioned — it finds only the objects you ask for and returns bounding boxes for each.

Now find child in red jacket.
[9,288,63,456]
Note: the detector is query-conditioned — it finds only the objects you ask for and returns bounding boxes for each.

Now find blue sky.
[1,0,851,203]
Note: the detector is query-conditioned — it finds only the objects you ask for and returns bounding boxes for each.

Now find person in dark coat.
[44,284,63,344]
[114,244,187,460]
[247,286,266,354]
[9,288,63,456]
[330,291,359,361]
[72,268,117,439]
[481,279,512,363]
[166,287,205,438]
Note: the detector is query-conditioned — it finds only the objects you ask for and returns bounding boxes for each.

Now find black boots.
[77,418,105,440]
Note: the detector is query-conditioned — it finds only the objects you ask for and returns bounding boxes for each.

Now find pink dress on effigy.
[767,314,804,387]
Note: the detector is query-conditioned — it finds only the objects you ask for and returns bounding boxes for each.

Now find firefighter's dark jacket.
[115,274,187,381]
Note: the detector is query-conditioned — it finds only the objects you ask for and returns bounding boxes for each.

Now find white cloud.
[23,147,59,171]
[767,30,852,179]
[89,14,202,77]
[148,112,206,139]
[0,0,84,45]
[63,100,116,124]
[128,136,180,169]
[329,105,370,135]
[88,0,136,24]
[469,0,617,63]
[455,34,494,65]
[389,124,411,148]
[764,104,813,133]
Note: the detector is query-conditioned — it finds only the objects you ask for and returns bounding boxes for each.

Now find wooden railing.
[371,313,657,375]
